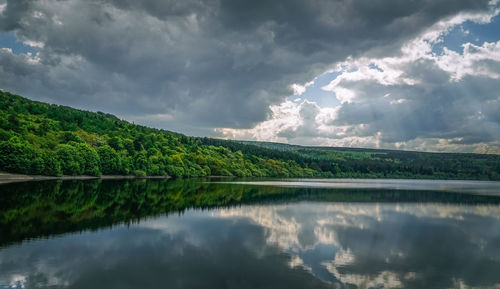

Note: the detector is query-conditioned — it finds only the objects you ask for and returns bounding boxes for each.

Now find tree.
[0,137,36,174]
[74,143,101,176]
[108,136,124,151]
[97,145,121,175]
[55,144,83,175]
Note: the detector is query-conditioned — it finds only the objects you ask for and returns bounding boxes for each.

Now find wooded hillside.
[1,91,499,180]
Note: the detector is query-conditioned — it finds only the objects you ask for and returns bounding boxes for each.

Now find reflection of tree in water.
[1,179,500,288]
[1,178,500,247]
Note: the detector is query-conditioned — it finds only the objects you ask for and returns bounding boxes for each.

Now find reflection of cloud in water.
[222,179,500,195]
[217,203,500,288]
[219,208,303,251]
[323,266,404,289]
[1,202,500,289]
[1,215,333,289]
[319,248,410,289]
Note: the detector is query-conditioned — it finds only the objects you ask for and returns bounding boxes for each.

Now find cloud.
[218,6,500,153]
[325,39,500,150]
[0,0,498,139]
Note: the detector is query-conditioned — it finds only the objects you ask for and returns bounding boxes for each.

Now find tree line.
[1,91,499,180]
[0,91,324,178]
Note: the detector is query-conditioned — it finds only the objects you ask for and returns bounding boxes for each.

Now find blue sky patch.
[434,14,500,54]
[289,71,341,108]
[0,32,38,55]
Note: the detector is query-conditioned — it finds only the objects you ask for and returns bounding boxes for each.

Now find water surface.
[219,178,500,195]
[1,179,500,289]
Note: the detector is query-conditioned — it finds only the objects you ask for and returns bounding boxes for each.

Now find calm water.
[1,179,500,289]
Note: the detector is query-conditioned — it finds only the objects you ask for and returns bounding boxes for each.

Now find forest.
[1,91,500,180]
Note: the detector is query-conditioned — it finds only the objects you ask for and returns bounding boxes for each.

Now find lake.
[1,178,500,289]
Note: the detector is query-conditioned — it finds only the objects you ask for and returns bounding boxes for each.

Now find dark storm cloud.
[0,0,32,30]
[0,0,495,135]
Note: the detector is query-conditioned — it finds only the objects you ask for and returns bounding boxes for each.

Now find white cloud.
[291,81,314,96]
[216,6,500,153]
[216,100,303,143]
[436,41,500,80]
[8,274,26,289]
[22,39,44,48]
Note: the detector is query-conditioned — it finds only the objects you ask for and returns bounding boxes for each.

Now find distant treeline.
[202,139,500,180]
[1,91,499,180]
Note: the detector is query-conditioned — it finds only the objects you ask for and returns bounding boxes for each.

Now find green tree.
[74,143,101,176]
[0,137,36,174]
[108,136,124,151]
[55,144,83,175]
[97,145,121,175]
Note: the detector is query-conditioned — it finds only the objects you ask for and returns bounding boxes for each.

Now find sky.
[0,0,499,153]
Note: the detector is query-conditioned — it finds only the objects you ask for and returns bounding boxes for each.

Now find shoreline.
[0,172,497,185]
[0,173,172,184]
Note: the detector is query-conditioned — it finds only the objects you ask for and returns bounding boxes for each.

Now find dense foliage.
[0,91,323,178]
[202,139,500,180]
[1,91,499,179]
